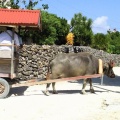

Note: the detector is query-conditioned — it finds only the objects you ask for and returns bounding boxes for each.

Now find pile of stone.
[17,45,120,81]
[72,46,120,66]
[17,45,62,81]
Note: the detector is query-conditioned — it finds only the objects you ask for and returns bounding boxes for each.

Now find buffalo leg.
[43,83,51,96]
[89,78,95,93]
[81,79,88,94]
[52,82,58,94]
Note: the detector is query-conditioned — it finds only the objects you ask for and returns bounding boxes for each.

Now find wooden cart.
[0,8,41,98]
[0,9,103,99]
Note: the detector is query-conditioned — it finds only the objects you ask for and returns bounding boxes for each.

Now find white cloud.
[67,20,71,25]
[92,16,110,34]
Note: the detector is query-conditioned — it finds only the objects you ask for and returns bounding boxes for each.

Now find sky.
[20,0,120,34]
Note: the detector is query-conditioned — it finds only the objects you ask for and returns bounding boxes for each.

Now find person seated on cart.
[0,27,22,58]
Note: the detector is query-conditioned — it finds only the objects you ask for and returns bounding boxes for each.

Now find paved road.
[0,76,120,120]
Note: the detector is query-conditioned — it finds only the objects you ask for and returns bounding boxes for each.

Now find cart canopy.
[0,8,41,29]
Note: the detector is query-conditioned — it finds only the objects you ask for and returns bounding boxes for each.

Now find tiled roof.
[0,8,41,28]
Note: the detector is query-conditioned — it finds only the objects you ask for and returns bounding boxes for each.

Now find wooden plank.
[0,58,17,61]
[0,58,11,62]
[11,29,15,80]
[0,73,10,77]
[12,74,102,88]
[0,44,18,46]
[0,64,11,73]
[0,73,16,78]
[0,44,12,46]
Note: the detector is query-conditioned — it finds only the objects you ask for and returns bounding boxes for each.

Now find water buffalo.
[43,52,115,95]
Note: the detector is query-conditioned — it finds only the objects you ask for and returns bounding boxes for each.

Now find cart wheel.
[0,78,10,99]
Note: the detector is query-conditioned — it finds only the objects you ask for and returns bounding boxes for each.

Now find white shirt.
[0,30,20,51]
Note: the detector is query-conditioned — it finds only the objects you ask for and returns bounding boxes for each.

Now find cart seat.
[0,50,18,74]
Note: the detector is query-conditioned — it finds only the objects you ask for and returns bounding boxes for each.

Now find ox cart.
[0,9,103,99]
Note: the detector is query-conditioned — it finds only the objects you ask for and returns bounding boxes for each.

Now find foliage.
[21,0,48,10]
[0,0,48,10]
[92,33,110,51]
[66,32,74,45]
[38,11,70,45]
[22,0,39,9]
[55,18,70,45]
[71,13,93,46]
[42,4,49,10]
[0,0,20,8]
[91,31,120,54]
[107,31,120,54]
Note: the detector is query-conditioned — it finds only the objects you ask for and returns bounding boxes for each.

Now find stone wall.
[17,45,120,81]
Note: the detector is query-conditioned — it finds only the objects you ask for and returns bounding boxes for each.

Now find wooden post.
[100,74,104,85]
[11,28,15,79]
[98,59,104,85]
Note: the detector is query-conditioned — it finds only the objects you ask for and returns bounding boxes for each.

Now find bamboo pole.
[98,59,104,85]
[12,74,102,88]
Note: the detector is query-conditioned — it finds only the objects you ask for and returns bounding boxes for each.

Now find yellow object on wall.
[66,32,74,45]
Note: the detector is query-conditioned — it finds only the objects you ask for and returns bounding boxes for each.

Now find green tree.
[0,0,20,8]
[92,33,110,51]
[55,18,70,45]
[107,30,120,54]
[42,4,49,10]
[38,11,69,45]
[22,0,38,10]
[0,0,47,10]
[71,13,93,46]
[22,0,48,10]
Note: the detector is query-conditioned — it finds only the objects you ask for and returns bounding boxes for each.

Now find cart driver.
[0,27,22,58]
[0,27,20,50]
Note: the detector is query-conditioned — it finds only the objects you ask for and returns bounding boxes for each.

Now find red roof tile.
[0,8,41,28]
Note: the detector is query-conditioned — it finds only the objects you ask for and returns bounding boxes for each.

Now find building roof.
[0,8,41,29]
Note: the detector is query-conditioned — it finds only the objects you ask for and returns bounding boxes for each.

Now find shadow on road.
[69,75,120,87]
[48,89,120,95]
[8,86,28,97]
[93,85,120,94]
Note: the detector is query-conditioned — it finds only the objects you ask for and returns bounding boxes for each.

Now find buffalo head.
[103,60,115,78]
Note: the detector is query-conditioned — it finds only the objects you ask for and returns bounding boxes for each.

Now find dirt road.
[0,75,120,120]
